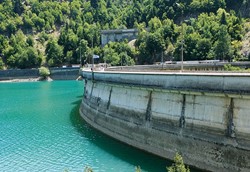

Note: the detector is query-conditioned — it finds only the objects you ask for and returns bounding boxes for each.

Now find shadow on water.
[70,98,203,172]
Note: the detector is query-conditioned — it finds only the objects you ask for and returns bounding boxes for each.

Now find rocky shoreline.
[0,77,53,83]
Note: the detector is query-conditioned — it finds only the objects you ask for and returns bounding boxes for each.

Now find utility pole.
[161,51,164,70]
[91,35,94,70]
[181,23,184,72]
[91,34,94,80]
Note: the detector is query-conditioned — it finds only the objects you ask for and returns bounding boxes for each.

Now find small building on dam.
[79,70,250,172]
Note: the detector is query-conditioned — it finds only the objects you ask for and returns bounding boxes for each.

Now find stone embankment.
[80,70,250,172]
[0,67,81,81]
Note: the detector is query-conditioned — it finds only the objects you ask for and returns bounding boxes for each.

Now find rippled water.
[0,81,169,172]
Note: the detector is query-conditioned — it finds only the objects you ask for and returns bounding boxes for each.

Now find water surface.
[0,81,169,172]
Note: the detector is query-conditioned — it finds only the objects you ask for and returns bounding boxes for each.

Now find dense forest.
[0,0,249,69]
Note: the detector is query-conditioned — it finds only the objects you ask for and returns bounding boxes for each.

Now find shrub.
[84,166,93,172]
[167,153,190,172]
[39,66,50,78]
[223,64,241,71]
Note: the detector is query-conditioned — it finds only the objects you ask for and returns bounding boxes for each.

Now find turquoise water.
[0,81,169,172]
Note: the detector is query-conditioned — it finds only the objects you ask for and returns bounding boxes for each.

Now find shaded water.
[0,81,170,172]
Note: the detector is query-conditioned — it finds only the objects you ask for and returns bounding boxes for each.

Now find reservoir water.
[0,81,169,172]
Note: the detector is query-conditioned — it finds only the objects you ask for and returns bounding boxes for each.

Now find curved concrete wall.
[80,70,250,172]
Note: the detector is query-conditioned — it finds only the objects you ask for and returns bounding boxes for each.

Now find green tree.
[148,17,162,32]
[145,32,165,63]
[65,29,78,52]
[220,11,227,25]
[0,0,246,67]
[31,15,45,31]
[190,0,226,12]
[3,30,33,68]
[6,20,17,36]
[90,0,98,9]
[17,47,41,69]
[103,45,120,66]
[12,0,24,15]
[195,38,212,60]
[162,18,177,43]
[38,31,49,45]
[167,153,190,172]
[0,35,9,55]
[26,35,34,47]
[214,25,232,60]
[23,15,34,32]
[78,39,89,65]
[119,52,135,66]
[0,57,4,69]
[46,39,63,67]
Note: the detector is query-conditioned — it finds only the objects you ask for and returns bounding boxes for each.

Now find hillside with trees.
[0,0,249,69]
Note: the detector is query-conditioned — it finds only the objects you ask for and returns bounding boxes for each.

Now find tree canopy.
[0,0,248,69]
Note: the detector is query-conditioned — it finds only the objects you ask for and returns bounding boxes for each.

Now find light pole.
[90,24,95,80]
[161,51,164,70]
[91,34,94,80]
[181,24,184,72]
[91,34,94,70]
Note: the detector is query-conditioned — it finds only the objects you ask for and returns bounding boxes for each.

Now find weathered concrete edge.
[78,106,178,167]
[82,70,250,94]
[80,70,250,171]
[79,100,248,172]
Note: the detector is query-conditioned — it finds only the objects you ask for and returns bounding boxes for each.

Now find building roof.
[101,28,138,34]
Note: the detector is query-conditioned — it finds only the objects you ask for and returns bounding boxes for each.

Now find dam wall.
[80,70,250,172]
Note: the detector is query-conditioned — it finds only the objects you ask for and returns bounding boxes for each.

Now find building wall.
[80,70,250,171]
[101,29,138,46]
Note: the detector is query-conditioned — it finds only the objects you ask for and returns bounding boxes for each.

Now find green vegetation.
[72,153,190,172]
[223,64,250,71]
[0,0,249,69]
[167,153,190,172]
[39,66,50,78]
[135,166,142,172]
[84,166,93,172]
[0,57,4,69]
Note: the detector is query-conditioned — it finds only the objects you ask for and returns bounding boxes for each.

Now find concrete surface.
[80,70,250,171]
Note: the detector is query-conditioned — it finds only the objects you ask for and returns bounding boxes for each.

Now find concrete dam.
[79,70,250,172]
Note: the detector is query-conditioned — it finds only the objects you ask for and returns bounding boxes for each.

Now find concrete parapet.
[80,70,250,171]
[82,70,250,93]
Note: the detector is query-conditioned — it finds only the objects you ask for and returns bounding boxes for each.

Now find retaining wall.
[0,67,80,81]
[80,70,250,172]
[0,69,39,80]
[49,67,80,80]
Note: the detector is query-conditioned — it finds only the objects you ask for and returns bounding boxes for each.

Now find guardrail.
[104,62,250,72]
